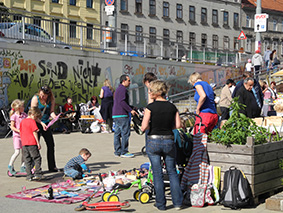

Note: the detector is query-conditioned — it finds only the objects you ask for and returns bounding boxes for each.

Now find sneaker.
[20,166,26,173]
[33,174,43,180]
[121,153,134,158]
[8,165,17,175]
[63,175,73,181]
[26,176,33,181]
[174,206,182,210]
[101,130,110,134]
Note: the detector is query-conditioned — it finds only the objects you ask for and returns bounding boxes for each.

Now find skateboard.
[84,201,130,211]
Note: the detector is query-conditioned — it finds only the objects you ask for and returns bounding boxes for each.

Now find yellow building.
[0,0,100,48]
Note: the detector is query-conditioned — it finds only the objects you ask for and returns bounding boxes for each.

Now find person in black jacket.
[235,77,261,118]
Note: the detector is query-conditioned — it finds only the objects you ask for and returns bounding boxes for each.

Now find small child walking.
[8,99,27,175]
[20,107,43,181]
[64,148,92,180]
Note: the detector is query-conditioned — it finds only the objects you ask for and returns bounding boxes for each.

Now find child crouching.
[64,148,91,180]
[20,107,42,181]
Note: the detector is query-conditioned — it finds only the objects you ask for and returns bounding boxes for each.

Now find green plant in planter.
[209,97,279,145]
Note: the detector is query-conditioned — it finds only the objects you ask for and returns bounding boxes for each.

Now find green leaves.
[209,97,279,145]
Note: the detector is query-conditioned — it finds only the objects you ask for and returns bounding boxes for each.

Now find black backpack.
[220,166,254,209]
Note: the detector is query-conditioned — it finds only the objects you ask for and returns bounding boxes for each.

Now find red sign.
[105,0,114,6]
[237,31,247,40]
[255,14,268,20]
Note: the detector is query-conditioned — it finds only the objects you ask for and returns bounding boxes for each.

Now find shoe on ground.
[174,206,183,210]
[121,153,134,158]
[26,176,33,181]
[20,166,26,173]
[33,174,43,180]
[101,130,110,134]
[63,174,74,181]
[8,165,17,175]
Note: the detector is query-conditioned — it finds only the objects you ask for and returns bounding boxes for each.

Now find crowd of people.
[6,69,279,210]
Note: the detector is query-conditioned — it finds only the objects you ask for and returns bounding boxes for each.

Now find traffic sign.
[254,13,268,32]
[105,0,114,6]
[237,31,247,40]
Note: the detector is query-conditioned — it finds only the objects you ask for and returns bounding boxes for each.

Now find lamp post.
[255,0,262,51]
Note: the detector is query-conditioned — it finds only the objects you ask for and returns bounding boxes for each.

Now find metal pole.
[190,45,192,63]
[144,38,146,57]
[125,33,127,54]
[80,26,83,50]
[203,47,205,64]
[53,21,56,47]
[255,0,262,51]
[176,44,178,61]
[22,16,25,42]
[161,41,163,59]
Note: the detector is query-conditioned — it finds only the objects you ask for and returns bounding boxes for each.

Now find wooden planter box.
[207,137,283,201]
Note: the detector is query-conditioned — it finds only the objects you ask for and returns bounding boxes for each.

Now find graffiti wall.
[0,43,241,111]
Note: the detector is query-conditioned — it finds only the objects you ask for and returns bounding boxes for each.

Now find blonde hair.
[149,80,169,97]
[188,72,202,85]
[28,107,42,119]
[79,148,92,157]
[104,79,114,93]
[10,99,24,117]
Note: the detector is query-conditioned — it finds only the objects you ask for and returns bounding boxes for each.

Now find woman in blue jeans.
[141,80,183,210]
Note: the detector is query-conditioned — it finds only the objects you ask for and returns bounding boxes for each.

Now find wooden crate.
[207,137,283,201]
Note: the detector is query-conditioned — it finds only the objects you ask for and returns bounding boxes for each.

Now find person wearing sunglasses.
[30,85,58,172]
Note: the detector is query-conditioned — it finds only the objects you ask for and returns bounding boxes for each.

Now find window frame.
[233,13,239,28]
[86,24,93,40]
[163,28,170,45]
[52,19,60,37]
[223,11,229,26]
[212,9,218,26]
[121,23,128,41]
[273,20,277,31]
[163,2,169,18]
[33,16,41,27]
[70,21,77,38]
[70,0,76,6]
[86,0,93,8]
[149,0,156,16]
[223,36,230,50]
[201,8,207,24]
[176,30,183,44]
[176,4,183,20]
[135,25,143,42]
[149,27,156,43]
[52,0,59,3]
[189,6,195,23]
[135,0,142,14]
[120,0,128,12]
[246,15,250,27]
[212,34,218,49]
[201,33,207,48]
[189,32,196,46]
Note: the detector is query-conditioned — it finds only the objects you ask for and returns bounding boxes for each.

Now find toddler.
[8,99,27,175]
[64,148,92,180]
[20,107,43,181]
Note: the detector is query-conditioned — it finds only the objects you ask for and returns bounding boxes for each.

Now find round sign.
[105,0,114,6]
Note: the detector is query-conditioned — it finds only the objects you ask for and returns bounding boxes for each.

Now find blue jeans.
[64,168,82,179]
[146,137,183,209]
[113,117,130,155]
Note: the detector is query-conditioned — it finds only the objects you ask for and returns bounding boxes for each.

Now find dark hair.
[40,85,51,94]
[91,96,97,102]
[271,81,276,86]
[243,71,252,78]
[143,72,157,84]
[244,77,254,84]
[226,79,234,85]
[270,50,277,60]
[120,74,129,84]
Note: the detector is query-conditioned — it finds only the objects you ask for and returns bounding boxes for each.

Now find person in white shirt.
[245,59,253,72]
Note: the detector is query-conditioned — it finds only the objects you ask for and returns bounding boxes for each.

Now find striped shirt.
[64,155,85,172]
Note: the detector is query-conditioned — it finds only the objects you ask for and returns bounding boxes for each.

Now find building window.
[163,29,169,45]
[201,34,207,48]
[149,27,156,43]
[33,16,41,27]
[121,23,128,40]
[177,30,183,43]
[189,6,195,22]
[52,19,59,37]
[52,0,59,3]
[201,8,207,24]
[13,14,22,21]
[246,39,251,52]
[234,13,239,28]
[136,25,143,42]
[176,4,183,20]
[189,32,196,46]
[149,0,156,16]
[163,2,169,18]
[136,0,142,14]
[212,35,218,49]
[272,41,278,51]
[70,0,76,6]
[224,36,230,50]
[234,37,239,50]
[70,21,77,38]
[87,24,93,40]
[86,0,93,8]
[223,11,229,26]
[212,10,218,25]
[273,20,277,31]
[246,15,251,27]
[121,0,128,11]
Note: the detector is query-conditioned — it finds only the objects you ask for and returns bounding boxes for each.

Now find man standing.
[235,77,261,118]
[112,74,137,158]
[252,50,263,79]
[263,46,272,68]
[219,79,234,121]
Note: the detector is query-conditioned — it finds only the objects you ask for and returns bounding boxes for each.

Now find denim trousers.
[64,169,82,179]
[113,117,130,155]
[146,137,183,209]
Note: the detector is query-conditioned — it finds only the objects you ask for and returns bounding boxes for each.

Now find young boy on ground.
[20,107,43,181]
[64,148,92,180]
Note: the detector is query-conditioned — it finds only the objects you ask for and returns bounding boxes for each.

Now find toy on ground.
[83,201,130,211]
[101,168,154,204]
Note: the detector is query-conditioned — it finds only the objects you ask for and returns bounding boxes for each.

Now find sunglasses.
[41,86,50,94]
